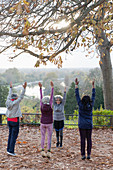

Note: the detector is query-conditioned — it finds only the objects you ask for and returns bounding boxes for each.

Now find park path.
[0,126,113,170]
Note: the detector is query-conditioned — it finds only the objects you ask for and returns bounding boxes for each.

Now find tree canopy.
[0,0,112,68]
[64,82,78,116]
[0,85,8,107]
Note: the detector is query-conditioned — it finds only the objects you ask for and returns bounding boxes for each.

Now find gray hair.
[42,96,50,105]
[54,95,63,103]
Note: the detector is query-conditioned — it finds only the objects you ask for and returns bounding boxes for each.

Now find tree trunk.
[100,49,113,110]
[97,31,113,110]
[97,31,113,126]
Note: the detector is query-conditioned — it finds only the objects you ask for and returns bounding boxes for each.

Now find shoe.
[56,142,59,147]
[7,152,16,156]
[87,155,91,160]
[41,151,46,157]
[60,143,62,147]
[81,155,86,160]
[47,151,51,158]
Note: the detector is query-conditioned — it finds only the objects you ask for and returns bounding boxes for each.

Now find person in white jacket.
[6,81,27,156]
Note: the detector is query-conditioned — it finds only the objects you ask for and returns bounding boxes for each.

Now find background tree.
[64,82,78,118]
[2,68,24,84]
[0,0,113,110]
[54,86,63,96]
[94,85,104,110]
[0,84,8,124]
[0,84,8,107]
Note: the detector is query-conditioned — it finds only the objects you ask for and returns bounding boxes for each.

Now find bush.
[72,107,113,127]
[93,106,113,127]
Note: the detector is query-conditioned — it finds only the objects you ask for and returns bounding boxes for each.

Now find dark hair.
[11,93,18,99]
[81,95,92,110]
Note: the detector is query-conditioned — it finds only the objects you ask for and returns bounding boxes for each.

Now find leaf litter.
[0,126,113,169]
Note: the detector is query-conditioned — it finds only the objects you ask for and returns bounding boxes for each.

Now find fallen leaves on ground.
[0,126,113,170]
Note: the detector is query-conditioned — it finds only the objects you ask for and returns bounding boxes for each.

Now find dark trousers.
[79,128,92,156]
[54,120,64,147]
[7,121,19,153]
[56,129,63,146]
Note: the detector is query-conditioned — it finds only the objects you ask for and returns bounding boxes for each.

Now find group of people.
[5,78,95,160]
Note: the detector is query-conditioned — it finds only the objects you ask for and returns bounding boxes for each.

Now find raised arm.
[75,78,81,105]
[91,80,95,106]
[6,82,27,108]
[38,82,43,106]
[62,86,66,105]
[6,82,12,101]
[50,81,54,107]
[14,82,27,103]
[18,82,27,101]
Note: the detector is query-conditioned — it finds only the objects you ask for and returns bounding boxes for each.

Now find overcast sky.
[0,49,102,69]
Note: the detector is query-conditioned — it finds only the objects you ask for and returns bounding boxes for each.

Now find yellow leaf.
[77,43,80,47]
[17,39,21,46]
[100,38,104,42]
[23,0,29,6]
[25,20,30,29]
[110,38,113,45]
[22,28,29,35]
[35,60,40,67]
[106,25,110,30]
[91,19,96,25]
[99,61,103,65]
[9,7,14,13]
[82,27,86,31]
[50,47,53,50]
[82,38,86,42]
[98,42,102,45]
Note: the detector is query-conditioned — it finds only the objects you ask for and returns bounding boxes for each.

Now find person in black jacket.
[75,78,95,160]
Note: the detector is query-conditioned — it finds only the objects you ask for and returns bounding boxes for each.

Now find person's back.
[41,102,53,124]
[75,78,95,160]
[38,81,54,158]
[6,84,26,118]
[6,82,27,156]
[75,91,95,129]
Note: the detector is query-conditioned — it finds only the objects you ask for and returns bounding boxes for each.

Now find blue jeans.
[7,120,19,153]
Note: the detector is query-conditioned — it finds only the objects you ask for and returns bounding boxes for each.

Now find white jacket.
[6,87,25,118]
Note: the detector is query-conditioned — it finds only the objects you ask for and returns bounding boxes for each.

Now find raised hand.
[50,81,54,88]
[10,82,12,88]
[75,78,79,85]
[64,86,66,92]
[23,82,27,89]
[92,80,95,88]
[38,82,42,88]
